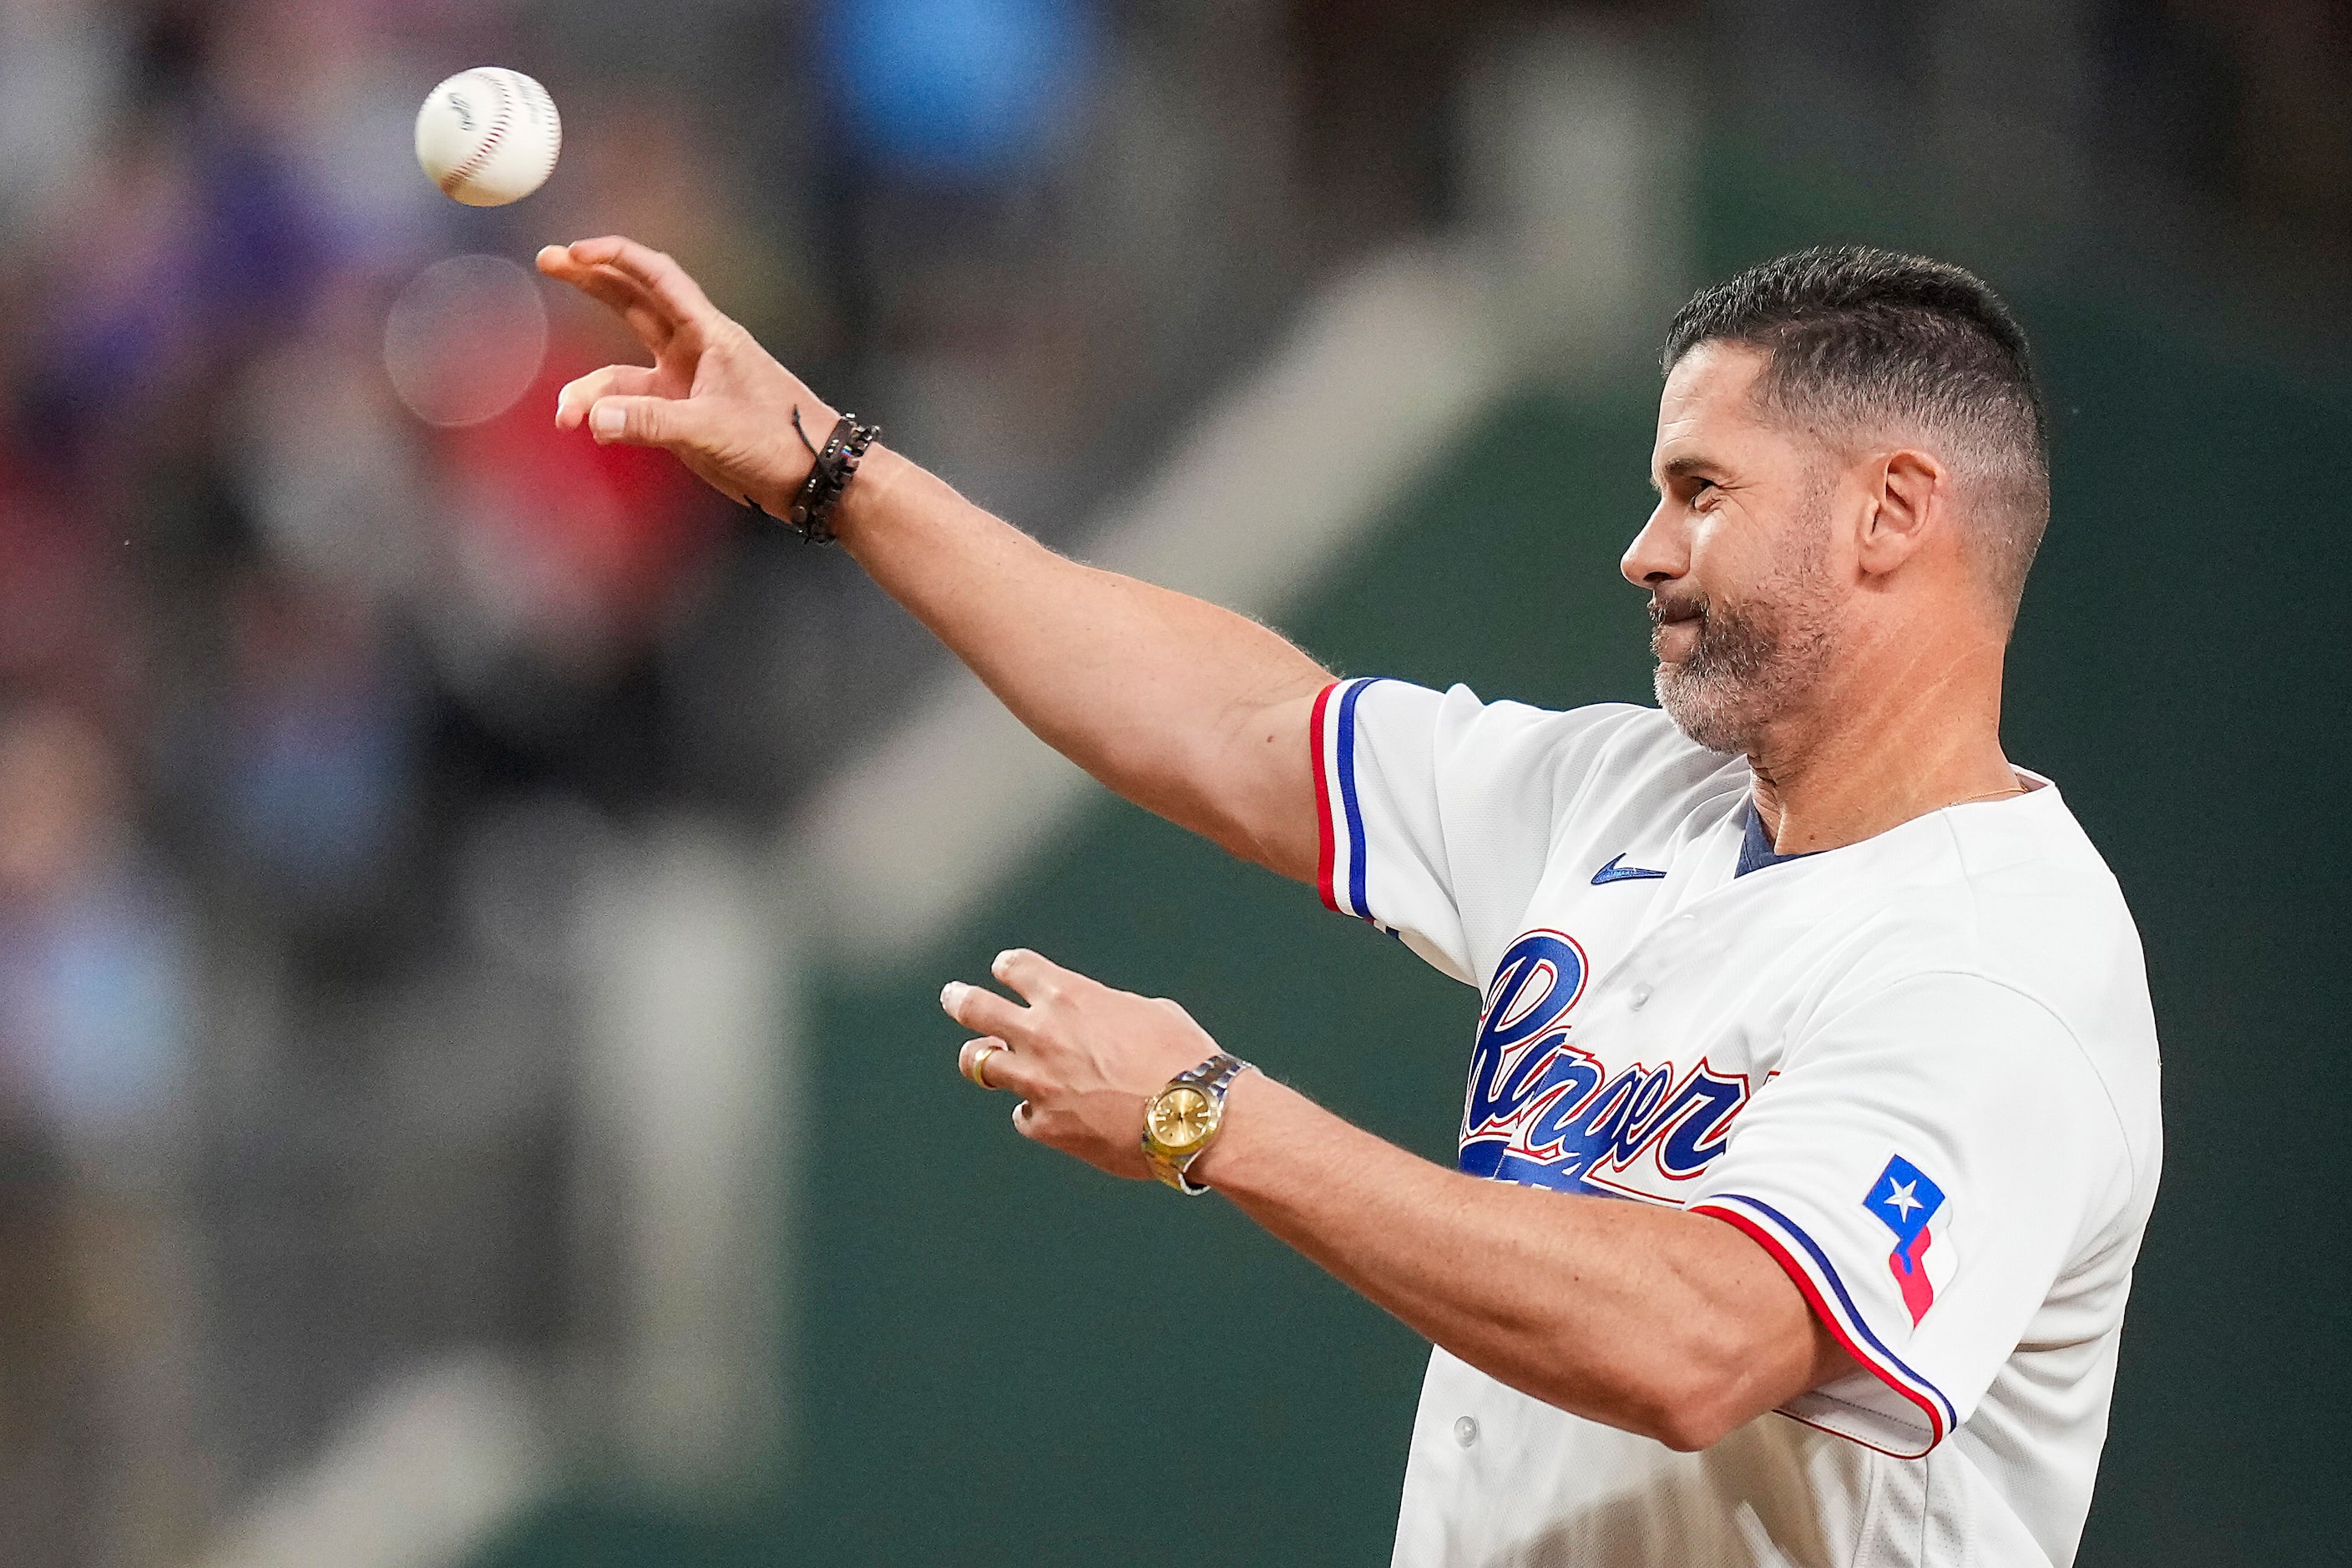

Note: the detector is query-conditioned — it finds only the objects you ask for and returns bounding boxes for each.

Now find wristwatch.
[1141,1052,1253,1195]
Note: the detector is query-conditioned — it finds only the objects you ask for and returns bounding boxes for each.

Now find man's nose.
[1621,498,1686,589]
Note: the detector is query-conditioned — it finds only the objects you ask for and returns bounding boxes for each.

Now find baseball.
[415,68,560,207]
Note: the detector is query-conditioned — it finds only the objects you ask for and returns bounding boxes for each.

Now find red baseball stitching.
[524,75,559,185]
[438,69,514,197]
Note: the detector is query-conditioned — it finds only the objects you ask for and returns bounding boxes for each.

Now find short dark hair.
[1662,245,2050,614]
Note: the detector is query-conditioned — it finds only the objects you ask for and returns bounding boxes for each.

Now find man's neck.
[1747,635,2020,855]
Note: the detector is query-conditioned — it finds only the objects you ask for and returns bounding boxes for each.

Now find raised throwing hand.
[537,235,839,516]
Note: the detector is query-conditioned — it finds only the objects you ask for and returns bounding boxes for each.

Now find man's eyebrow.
[1651,453,1722,492]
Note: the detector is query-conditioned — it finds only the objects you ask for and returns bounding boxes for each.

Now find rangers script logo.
[1459,929,1751,1199]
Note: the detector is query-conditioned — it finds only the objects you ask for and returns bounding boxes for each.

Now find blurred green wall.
[764,390,1667,1565]
[482,185,2349,1568]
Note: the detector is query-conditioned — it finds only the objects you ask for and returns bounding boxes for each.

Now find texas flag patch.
[1867,1156,1946,1325]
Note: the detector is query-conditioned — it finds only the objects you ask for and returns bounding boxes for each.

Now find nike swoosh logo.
[1592,854,1668,885]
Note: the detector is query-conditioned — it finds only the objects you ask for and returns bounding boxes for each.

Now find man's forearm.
[837,449,1331,878]
[535,235,1332,878]
[1192,1073,1845,1450]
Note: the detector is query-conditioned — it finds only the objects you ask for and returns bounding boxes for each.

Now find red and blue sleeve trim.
[1311,677,1385,922]
[1694,1191,1958,1455]
[1311,681,1341,912]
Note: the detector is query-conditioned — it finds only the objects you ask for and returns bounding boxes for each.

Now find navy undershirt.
[1735,802,1818,878]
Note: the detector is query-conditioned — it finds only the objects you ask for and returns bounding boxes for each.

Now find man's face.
[1623,342,1844,755]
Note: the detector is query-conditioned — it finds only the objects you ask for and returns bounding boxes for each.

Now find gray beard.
[1651,528,1839,756]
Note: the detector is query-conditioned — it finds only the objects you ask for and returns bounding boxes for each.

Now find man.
[539,239,2161,1567]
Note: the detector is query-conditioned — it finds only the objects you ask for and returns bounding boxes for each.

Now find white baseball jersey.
[1307,677,2162,1568]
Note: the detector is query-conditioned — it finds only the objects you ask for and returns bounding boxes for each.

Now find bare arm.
[1196,1075,1851,1449]
[537,236,1329,878]
[944,951,1856,1451]
[836,453,1329,874]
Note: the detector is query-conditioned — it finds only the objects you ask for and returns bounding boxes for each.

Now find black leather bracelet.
[763,408,880,545]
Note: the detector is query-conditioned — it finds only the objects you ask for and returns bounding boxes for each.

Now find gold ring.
[965,1042,1004,1090]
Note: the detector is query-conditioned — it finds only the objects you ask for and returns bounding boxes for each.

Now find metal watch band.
[1147,1051,1252,1196]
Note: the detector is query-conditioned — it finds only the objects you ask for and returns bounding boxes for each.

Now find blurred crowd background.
[0,1,2344,1565]
[0,0,1449,1556]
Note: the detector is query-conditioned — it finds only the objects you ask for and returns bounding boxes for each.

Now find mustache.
[1648,589,1706,629]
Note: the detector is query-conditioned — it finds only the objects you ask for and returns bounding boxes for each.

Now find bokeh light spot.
[826,0,1100,177]
[383,253,550,428]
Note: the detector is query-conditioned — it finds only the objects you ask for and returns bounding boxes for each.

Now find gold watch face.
[1146,1085,1217,1154]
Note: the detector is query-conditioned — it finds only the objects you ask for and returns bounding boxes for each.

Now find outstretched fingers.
[584,393,708,452]
[942,979,1030,1044]
[989,947,1084,1005]
[959,1038,1044,1100]
[537,246,675,350]
[555,365,657,429]
[562,236,721,334]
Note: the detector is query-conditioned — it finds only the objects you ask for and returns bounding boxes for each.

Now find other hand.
[536,235,837,516]
[942,949,1222,1180]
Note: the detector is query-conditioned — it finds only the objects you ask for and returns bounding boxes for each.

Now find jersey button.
[1453,1415,1479,1449]
[1630,984,1652,1009]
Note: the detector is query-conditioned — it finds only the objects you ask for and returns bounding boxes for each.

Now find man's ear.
[1858,448,1945,578]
